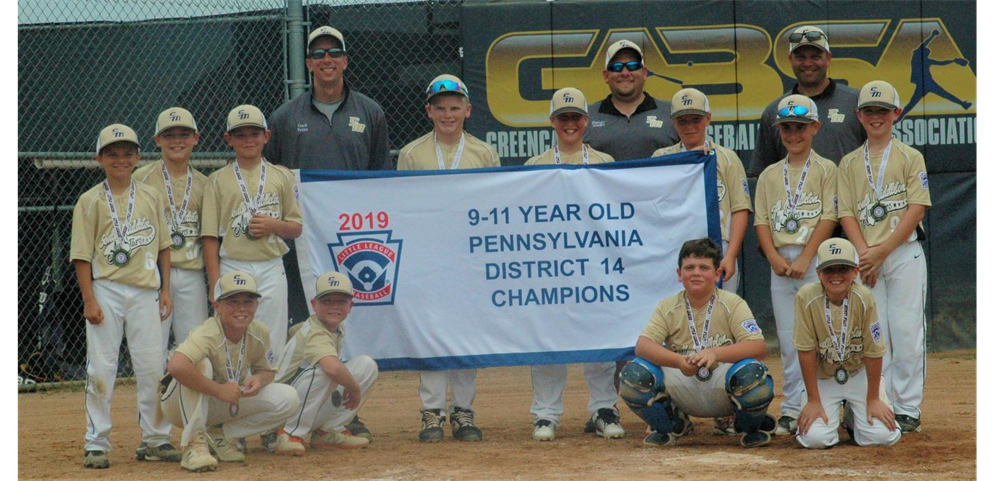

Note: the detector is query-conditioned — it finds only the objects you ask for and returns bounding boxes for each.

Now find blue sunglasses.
[778,105,811,118]
[426,79,469,99]
[607,61,643,73]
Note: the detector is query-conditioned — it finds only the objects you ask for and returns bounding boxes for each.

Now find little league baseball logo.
[328,231,403,305]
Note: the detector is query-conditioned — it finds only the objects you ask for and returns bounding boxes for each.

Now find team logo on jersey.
[741,178,750,196]
[741,319,761,334]
[328,231,403,305]
[266,348,277,366]
[645,116,665,128]
[348,117,367,133]
[919,171,929,190]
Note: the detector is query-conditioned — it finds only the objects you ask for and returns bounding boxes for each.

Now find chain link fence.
[17,0,462,386]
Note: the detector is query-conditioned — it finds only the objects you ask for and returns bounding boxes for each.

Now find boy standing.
[526,88,621,442]
[272,271,379,455]
[133,108,209,365]
[160,271,299,472]
[794,238,901,448]
[619,238,776,448]
[71,124,179,468]
[753,94,839,436]
[202,105,303,355]
[838,80,930,433]
[398,74,498,442]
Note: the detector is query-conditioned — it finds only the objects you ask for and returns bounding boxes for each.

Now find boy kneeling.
[620,238,776,448]
[160,271,300,472]
[794,238,901,448]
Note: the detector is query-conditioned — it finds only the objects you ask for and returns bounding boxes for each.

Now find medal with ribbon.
[824,296,851,385]
[553,144,589,165]
[224,331,247,416]
[435,132,466,170]
[103,180,136,267]
[685,293,716,381]
[863,140,893,223]
[782,152,812,235]
[161,163,193,250]
[233,160,267,240]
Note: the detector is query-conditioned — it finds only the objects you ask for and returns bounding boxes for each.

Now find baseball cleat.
[136,441,182,462]
[450,407,483,441]
[740,430,772,448]
[274,430,306,456]
[208,436,245,463]
[712,416,737,435]
[593,408,626,439]
[181,433,218,473]
[672,409,694,438]
[774,415,796,435]
[345,415,372,440]
[533,419,556,441]
[895,415,921,433]
[419,409,445,442]
[84,450,109,469]
[643,430,676,447]
[310,429,370,449]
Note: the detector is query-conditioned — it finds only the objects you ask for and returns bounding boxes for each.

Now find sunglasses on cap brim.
[607,61,643,73]
[426,79,469,98]
[777,105,811,118]
[789,31,825,43]
[309,48,346,60]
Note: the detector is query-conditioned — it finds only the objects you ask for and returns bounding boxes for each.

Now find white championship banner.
[295,152,720,371]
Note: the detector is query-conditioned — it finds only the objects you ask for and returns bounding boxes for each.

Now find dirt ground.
[18,350,976,481]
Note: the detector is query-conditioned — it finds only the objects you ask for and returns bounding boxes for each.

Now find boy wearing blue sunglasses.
[754,94,839,437]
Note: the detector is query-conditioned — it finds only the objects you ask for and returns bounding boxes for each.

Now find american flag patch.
[870,322,882,342]
[919,172,929,190]
[742,319,761,334]
[742,178,750,195]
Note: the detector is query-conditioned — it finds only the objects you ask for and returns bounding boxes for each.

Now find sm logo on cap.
[562,93,576,103]
[239,110,250,119]
[682,95,693,106]
[829,244,842,255]
[233,274,247,285]
[327,278,341,287]
[870,87,882,98]
[112,128,124,138]
[170,112,182,122]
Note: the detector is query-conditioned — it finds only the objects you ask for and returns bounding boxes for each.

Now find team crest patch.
[870,322,882,342]
[741,319,761,334]
[919,172,929,190]
[741,178,750,196]
[329,231,403,305]
[266,348,276,366]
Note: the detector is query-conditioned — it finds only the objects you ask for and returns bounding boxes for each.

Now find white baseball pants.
[160,267,208,365]
[770,244,819,419]
[419,369,477,413]
[795,369,902,448]
[283,355,378,437]
[530,362,618,426]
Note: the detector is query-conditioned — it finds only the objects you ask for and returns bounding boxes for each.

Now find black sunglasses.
[607,61,643,73]
[789,31,825,43]
[309,48,346,60]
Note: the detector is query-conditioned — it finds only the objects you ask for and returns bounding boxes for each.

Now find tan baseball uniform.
[753,151,838,248]
[793,281,899,448]
[71,180,173,453]
[639,288,764,418]
[201,159,302,261]
[161,316,298,447]
[398,130,500,417]
[134,160,210,358]
[524,145,613,165]
[398,132,500,170]
[275,316,378,437]
[838,138,931,421]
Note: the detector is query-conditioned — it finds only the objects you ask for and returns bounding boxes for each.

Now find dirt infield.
[18,350,976,481]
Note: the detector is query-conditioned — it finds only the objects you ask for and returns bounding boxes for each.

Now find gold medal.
[696,366,712,382]
[871,203,887,221]
[785,216,800,234]
[112,249,130,267]
[834,366,849,385]
[170,231,185,249]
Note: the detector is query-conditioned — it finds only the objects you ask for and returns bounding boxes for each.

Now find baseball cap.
[226,104,268,132]
[155,107,198,135]
[96,124,140,154]
[214,271,261,301]
[605,39,643,68]
[549,87,588,117]
[426,74,469,102]
[858,80,901,110]
[816,238,859,270]
[315,271,354,299]
[670,88,710,118]
[789,25,830,54]
[308,26,346,52]
[774,94,819,124]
